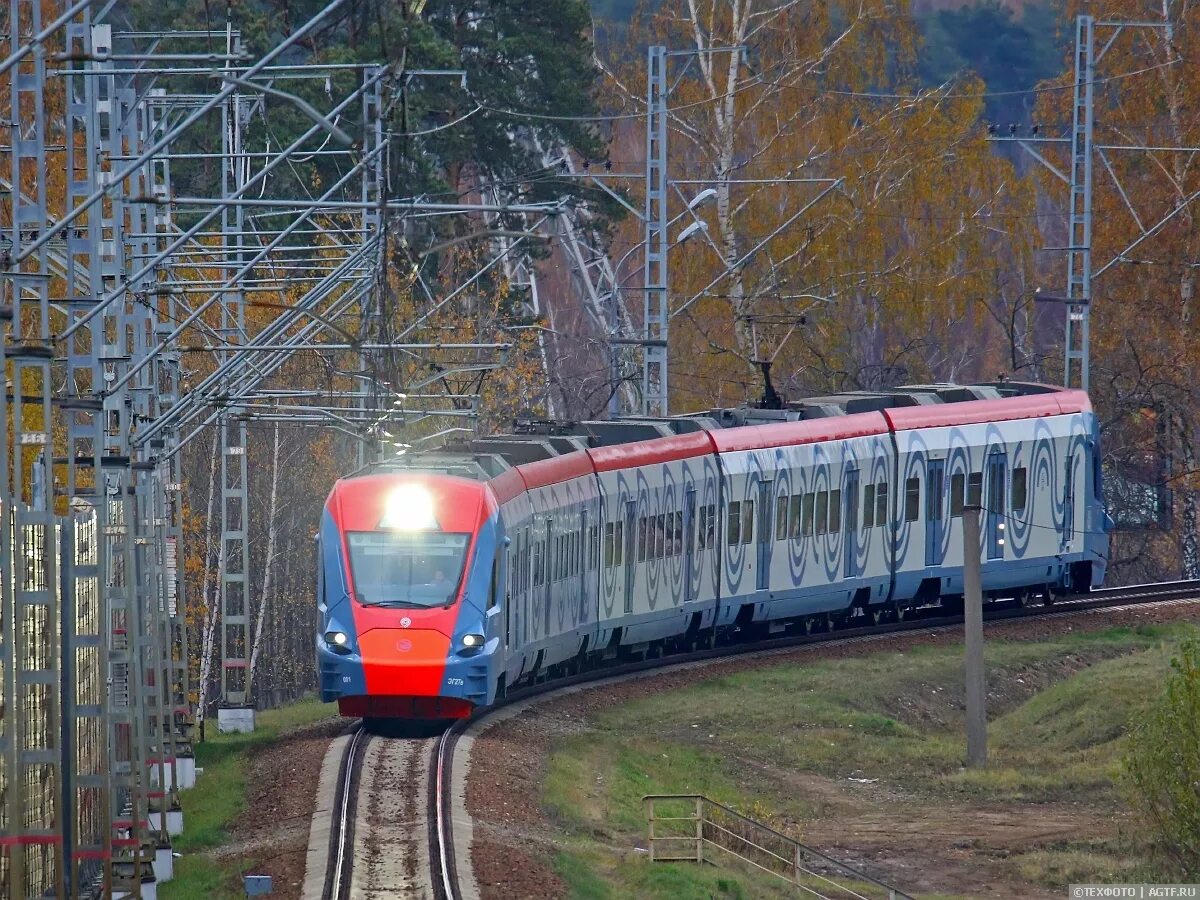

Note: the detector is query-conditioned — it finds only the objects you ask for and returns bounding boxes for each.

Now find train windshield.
[346,531,470,607]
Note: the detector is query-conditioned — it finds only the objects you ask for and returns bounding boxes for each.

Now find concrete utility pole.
[962,505,988,767]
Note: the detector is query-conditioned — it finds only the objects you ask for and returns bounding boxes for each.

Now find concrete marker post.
[963,505,987,767]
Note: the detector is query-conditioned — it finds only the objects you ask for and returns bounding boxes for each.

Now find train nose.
[357,627,452,696]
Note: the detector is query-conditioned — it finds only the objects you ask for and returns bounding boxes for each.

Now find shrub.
[1122,639,1200,878]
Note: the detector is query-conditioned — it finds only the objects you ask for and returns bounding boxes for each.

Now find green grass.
[161,698,338,898]
[543,622,1200,898]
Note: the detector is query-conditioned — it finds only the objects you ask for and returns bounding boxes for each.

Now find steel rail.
[426,578,1200,898]
[327,724,367,900]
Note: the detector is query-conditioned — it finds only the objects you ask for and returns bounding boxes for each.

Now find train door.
[1063,450,1076,550]
[545,517,554,637]
[986,451,1006,560]
[925,458,945,568]
[684,487,697,602]
[843,467,859,579]
[756,479,772,591]
[623,499,636,614]
[579,509,589,623]
[521,527,530,646]
[505,533,514,649]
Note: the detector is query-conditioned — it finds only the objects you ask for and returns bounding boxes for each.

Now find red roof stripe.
[883,389,1091,431]
[709,411,889,453]
[588,429,716,473]
[517,450,596,492]
[487,467,527,506]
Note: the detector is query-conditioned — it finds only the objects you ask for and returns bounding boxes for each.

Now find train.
[317,381,1112,721]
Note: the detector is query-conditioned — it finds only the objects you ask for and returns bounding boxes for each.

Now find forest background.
[109,0,1199,716]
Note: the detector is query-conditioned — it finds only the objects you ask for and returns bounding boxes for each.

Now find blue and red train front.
[317,472,503,719]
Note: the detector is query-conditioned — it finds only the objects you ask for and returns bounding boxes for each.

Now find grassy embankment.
[161,698,338,900]
[544,622,1199,899]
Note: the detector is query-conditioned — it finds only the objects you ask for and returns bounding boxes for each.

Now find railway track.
[321,577,1200,900]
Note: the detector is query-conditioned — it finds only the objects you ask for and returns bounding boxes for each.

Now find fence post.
[795,843,802,885]
[694,796,704,863]
[645,798,653,861]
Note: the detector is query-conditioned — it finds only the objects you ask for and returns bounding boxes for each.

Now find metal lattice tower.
[642,45,669,416]
[218,35,253,720]
[1064,15,1094,392]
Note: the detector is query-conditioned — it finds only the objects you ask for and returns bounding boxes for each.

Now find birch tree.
[608,0,1042,408]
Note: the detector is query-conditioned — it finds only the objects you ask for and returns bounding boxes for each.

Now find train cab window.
[904,477,920,522]
[1012,466,1028,512]
[728,501,742,545]
[802,492,815,536]
[604,523,615,567]
[967,472,983,508]
[637,516,648,562]
[951,473,965,516]
[775,495,788,542]
[830,489,842,532]
[816,490,828,534]
[789,495,801,538]
[863,484,876,529]
[741,500,755,545]
[876,481,888,526]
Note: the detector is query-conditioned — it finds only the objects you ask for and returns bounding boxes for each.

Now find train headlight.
[379,484,438,530]
[325,630,351,653]
[461,633,485,651]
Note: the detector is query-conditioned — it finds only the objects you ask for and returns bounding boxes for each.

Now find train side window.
[829,489,842,532]
[876,481,888,526]
[533,541,543,586]
[905,477,920,522]
[741,500,755,545]
[672,511,683,556]
[951,473,965,516]
[863,483,875,528]
[775,495,788,542]
[637,516,648,563]
[694,506,706,551]
[613,521,624,566]
[802,492,815,536]
[591,525,599,570]
[705,504,716,548]
[728,501,742,545]
[1012,466,1028,512]
[789,494,801,538]
[604,522,614,568]
[656,513,667,558]
[967,472,982,507]
[816,490,828,534]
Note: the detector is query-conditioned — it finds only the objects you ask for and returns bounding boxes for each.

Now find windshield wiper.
[360,600,431,609]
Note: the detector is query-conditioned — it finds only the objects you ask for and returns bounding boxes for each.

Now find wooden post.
[695,796,704,863]
[963,505,987,767]
[645,797,655,861]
